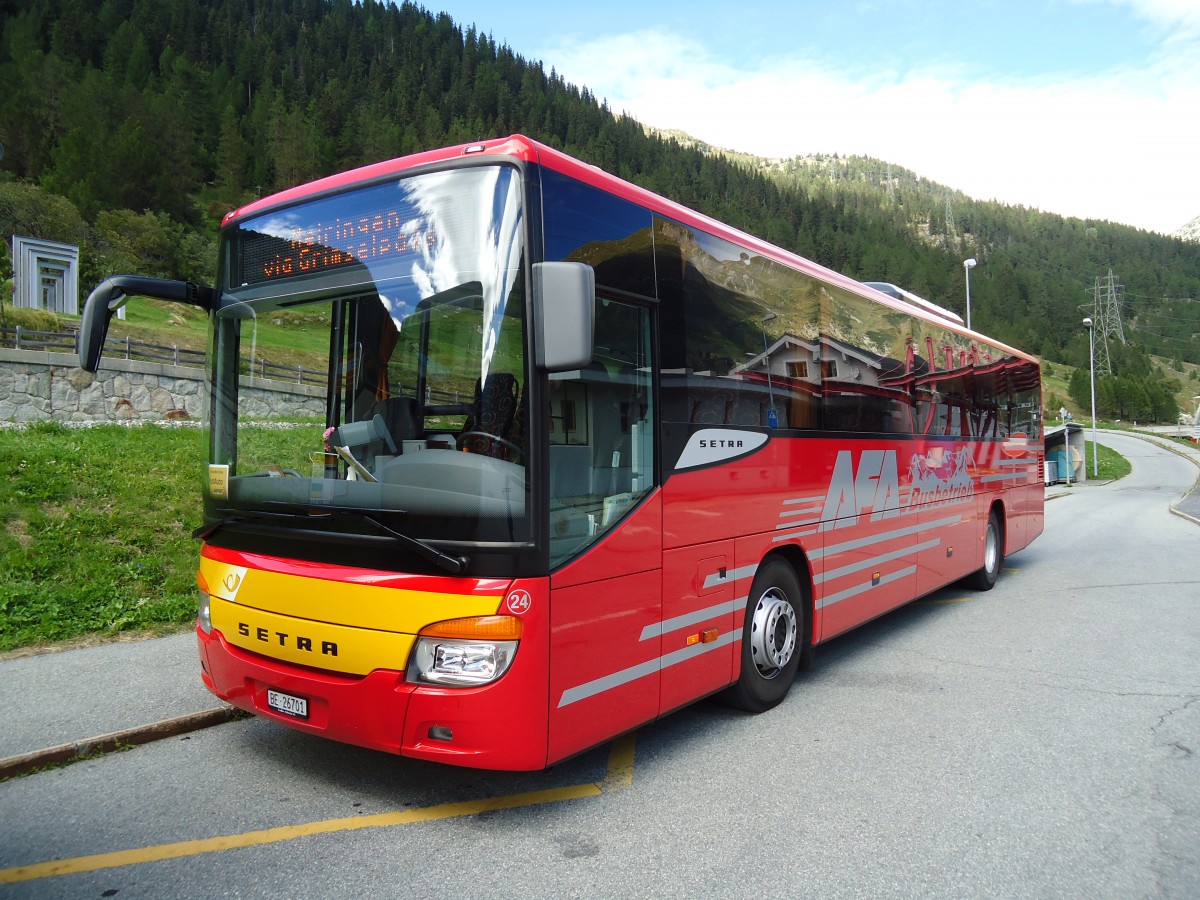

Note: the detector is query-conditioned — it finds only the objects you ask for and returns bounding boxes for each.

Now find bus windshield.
[207,164,530,551]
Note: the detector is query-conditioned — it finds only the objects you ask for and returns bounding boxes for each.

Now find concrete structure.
[10,236,81,316]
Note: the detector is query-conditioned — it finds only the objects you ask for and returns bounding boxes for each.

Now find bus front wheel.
[721,558,804,713]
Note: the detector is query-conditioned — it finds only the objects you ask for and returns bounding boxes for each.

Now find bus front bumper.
[196,626,550,770]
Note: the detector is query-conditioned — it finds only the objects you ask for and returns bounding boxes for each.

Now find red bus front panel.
[197,546,555,770]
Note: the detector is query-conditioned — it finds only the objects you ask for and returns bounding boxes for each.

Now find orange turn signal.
[419,615,523,641]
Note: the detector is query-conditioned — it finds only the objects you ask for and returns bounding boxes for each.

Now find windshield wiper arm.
[362,516,469,574]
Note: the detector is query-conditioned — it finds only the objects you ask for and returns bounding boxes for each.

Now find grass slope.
[0,423,208,651]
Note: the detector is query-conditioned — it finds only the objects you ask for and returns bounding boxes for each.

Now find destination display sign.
[223,165,521,297]
[236,209,438,287]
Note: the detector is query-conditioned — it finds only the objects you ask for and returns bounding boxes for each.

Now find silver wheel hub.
[750,588,797,679]
[984,523,999,572]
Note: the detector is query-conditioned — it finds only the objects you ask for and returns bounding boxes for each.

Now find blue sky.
[431,0,1199,235]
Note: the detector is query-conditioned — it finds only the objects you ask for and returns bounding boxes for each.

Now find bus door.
[547,298,662,763]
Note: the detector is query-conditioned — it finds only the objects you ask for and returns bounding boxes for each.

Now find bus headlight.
[197,571,213,635]
[408,616,522,687]
[198,591,213,634]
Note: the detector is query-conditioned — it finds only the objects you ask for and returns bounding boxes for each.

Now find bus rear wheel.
[721,558,805,713]
[964,509,1003,591]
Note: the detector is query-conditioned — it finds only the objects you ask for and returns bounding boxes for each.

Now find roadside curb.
[0,706,249,781]
[1172,487,1200,526]
[1131,432,1200,524]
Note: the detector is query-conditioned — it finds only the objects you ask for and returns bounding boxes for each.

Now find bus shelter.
[1044,423,1086,484]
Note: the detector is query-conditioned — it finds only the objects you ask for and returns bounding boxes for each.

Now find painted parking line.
[0,734,638,886]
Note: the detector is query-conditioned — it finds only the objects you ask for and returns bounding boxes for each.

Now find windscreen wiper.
[362,515,469,575]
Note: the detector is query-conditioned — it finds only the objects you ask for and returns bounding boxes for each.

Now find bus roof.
[222,134,1034,362]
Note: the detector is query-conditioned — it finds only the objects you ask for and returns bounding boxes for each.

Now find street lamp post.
[963,258,977,330]
[1083,317,1098,478]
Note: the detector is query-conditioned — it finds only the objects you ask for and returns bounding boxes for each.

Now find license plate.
[267,689,308,720]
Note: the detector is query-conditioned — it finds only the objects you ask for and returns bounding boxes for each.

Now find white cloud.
[1082,0,1200,32]
[543,25,1199,234]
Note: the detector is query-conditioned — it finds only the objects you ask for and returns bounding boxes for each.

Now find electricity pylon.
[1090,269,1125,375]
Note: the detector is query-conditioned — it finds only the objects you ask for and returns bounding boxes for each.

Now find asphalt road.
[2,432,1197,898]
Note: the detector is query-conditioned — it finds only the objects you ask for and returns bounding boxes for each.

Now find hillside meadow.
[0,421,316,653]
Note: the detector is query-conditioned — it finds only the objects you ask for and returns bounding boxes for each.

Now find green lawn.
[1081,439,1132,481]
[0,423,205,651]
[0,422,313,653]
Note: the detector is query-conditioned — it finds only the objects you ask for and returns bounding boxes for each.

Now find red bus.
[80,135,1043,770]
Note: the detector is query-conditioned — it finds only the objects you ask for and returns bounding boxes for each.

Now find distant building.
[11,236,80,315]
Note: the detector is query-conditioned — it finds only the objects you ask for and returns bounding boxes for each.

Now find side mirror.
[79,276,216,372]
[532,262,595,372]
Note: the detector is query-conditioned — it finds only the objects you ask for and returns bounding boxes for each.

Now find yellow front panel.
[211,596,415,676]
[199,555,503,631]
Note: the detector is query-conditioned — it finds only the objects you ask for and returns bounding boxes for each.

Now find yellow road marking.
[0,736,638,885]
[598,732,637,792]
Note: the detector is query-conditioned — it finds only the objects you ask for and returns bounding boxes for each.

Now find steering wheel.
[456,431,523,461]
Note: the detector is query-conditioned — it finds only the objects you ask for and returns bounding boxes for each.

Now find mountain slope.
[2,0,1199,382]
[1176,215,1200,243]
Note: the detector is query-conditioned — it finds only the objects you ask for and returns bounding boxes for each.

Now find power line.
[1122,292,1200,303]
[1129,310,1200,323]
[1126,323,1200,345]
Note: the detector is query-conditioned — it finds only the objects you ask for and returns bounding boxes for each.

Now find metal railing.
[1,324,209,368]
[0,325,78,354]
[245,357,324,386]
[0,326,319,385]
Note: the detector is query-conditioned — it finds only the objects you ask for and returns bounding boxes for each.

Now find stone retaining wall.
[0,349,324,423]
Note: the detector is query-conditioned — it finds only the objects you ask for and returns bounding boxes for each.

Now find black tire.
[720,558,805,712]
[964,509,1003,591]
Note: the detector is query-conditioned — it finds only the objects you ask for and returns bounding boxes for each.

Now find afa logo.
[820,450,904,530]
[819,447,975,532]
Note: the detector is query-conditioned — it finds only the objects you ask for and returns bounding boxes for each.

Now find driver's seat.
[460,372,520,459]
